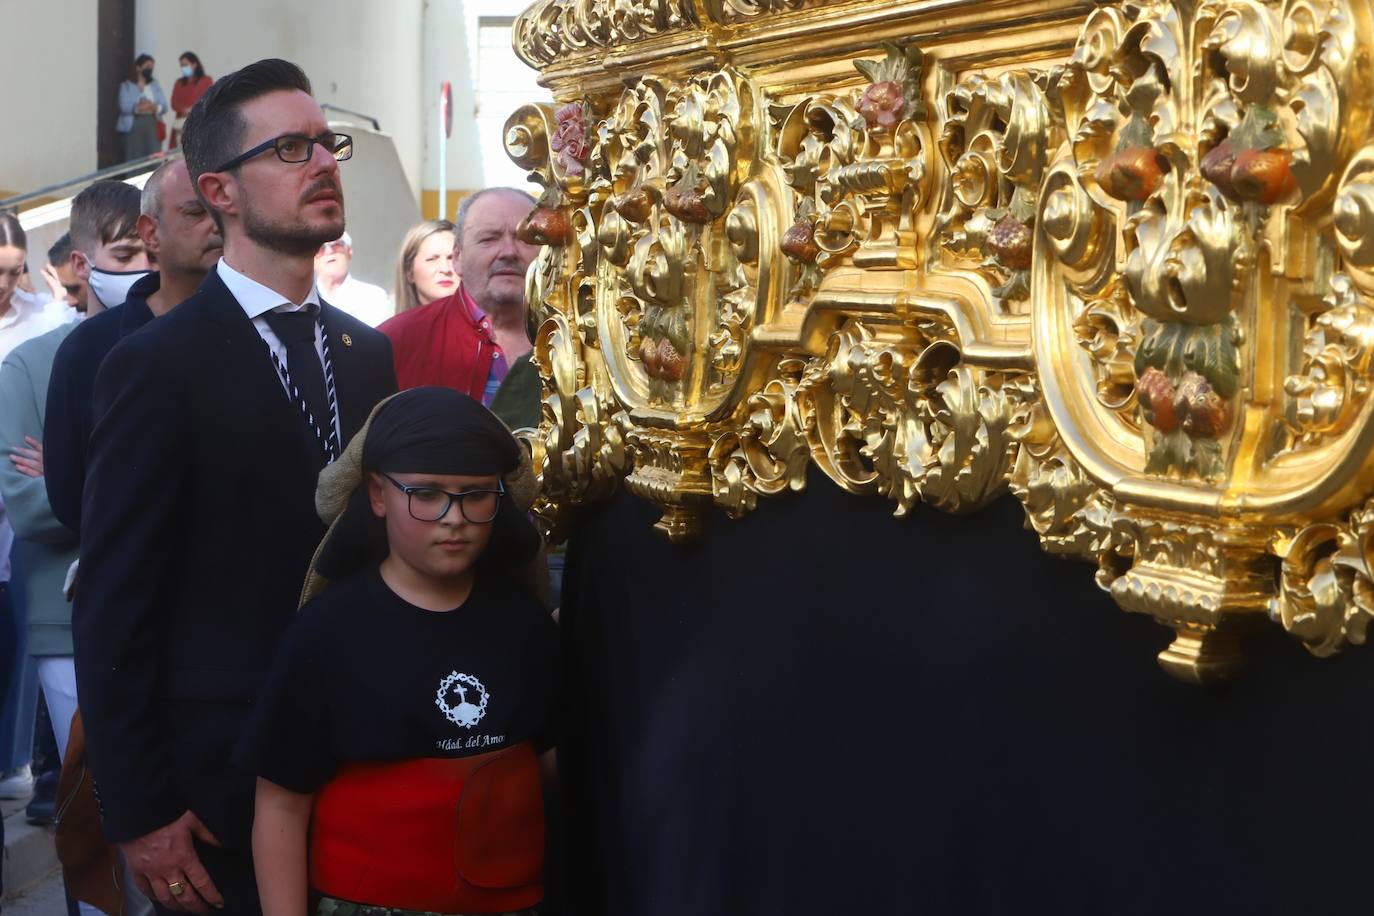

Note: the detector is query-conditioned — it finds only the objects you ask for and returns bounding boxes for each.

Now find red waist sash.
[310,742,545,913]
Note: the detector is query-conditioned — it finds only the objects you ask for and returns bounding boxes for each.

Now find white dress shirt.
[0,288,65,364]
[216,258,343,446]
[322,274,392,328]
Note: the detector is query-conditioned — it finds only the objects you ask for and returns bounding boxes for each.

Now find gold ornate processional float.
[502,0,1374,683]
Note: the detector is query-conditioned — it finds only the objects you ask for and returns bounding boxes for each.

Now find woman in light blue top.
[116,53,167,162]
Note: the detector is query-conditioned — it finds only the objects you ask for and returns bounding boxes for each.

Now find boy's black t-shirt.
[236,566,559,794]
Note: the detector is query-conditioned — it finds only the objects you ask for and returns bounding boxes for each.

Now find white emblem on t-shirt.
[436,671,489,728]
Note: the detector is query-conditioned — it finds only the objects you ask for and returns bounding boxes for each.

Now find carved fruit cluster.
[988,213,1033,269]
[1137,368,1229,437]
[781,220,820,263]
[1096,146,1169,202]
[664,182,710,223]
[1199,106,1297,205]
[517,206,571,245]
[639,336,685,381]
[1201,140,1296,204]
[612,187,656,223]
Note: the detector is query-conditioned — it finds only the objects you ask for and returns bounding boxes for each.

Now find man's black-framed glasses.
[212,132,354,173]
[380,473,504,524]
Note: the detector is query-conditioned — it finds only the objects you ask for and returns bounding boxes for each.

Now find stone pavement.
[2,791,62,904]
[4,863,64,915]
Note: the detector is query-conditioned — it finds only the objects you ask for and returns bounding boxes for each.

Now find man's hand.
[119,810,225,913]
[9,436,43,478]
[40,263,66,304]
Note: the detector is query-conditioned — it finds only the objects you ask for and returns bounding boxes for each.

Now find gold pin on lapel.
[341,333,353,347]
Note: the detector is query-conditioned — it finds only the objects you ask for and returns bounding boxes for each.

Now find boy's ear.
[366,472,387,518]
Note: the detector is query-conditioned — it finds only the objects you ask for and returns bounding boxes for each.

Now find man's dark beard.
[242,191,344,258]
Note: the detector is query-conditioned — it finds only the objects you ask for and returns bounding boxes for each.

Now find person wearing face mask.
[31,162,220,916]
[41,180,150,535]
[380,189,538,405]
[118,54,168,161]
[169,52,213,150]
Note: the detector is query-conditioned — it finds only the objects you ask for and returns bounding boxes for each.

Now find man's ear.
[136,213,161,261]
[69,249,90,283]
[366,472,387,518]
[196,172,234,225]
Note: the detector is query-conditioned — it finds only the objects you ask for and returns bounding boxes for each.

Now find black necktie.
[262,308,332,456]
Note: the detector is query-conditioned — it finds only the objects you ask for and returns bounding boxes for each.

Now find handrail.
[322,104,381,132]
[0,151,178,213]
[3,103,381,213]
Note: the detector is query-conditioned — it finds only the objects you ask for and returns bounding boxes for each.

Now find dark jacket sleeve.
[73,333,188,842]
[377,332,398,400]
[489,354,541,431]
[42,331,91,534]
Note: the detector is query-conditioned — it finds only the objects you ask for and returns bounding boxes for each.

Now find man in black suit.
[74,59,396,915]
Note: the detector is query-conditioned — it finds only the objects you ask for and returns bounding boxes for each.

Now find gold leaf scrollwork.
[1284,274,1374,442]
[938,70,1059,310]
[1273,505,1374,656]
[777,43,929,279]
[1007,377,1117,562]
[707,364,810,517]
[513,0,700,69]
[800,321,1014,517]
[507,0,1374,679]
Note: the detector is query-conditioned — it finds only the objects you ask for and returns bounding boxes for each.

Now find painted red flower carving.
[858,80,906,130]
[550,102,589,176]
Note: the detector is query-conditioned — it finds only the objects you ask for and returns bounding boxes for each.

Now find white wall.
[135,0,426,194]
[0,0,99,197]
[422,0,479,193]
[0,1,548,210]
[420,0,551,196]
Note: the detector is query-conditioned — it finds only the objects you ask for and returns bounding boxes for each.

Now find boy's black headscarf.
[301,387,542,606]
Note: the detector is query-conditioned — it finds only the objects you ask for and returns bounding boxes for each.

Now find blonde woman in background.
[392,219,457,313]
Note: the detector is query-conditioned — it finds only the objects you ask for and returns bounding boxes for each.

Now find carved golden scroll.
[506,0,1374,682]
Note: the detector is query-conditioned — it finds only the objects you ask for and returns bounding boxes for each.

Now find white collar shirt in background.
[0,288,65,364]
[321,273,392,328]
[215,258,342,446]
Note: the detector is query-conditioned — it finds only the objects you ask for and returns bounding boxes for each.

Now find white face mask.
[181,65,194,78]
[87,267,153,309]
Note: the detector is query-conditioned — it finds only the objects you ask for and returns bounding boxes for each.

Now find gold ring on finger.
[168,880,186,896]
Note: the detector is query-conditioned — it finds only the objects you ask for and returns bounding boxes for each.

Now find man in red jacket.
[380,188,537,404]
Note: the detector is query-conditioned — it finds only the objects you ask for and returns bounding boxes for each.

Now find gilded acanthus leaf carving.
[509,0,1374,678]
[1272,500,1374,657]
[777,43,929,275]
[937,70,1059,309]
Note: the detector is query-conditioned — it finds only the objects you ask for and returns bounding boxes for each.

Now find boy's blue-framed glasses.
[212,131,354,172]
[379,473,504,524]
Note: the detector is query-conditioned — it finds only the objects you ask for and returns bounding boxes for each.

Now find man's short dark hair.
[69,181,142,256]
[48,232,73,268]
[182,58,313,201]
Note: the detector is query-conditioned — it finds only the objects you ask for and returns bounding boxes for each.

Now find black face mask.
[141,67,153,79]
